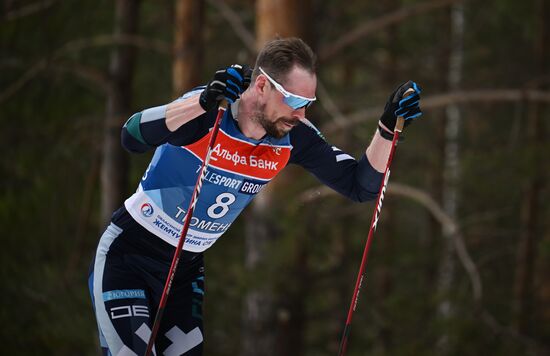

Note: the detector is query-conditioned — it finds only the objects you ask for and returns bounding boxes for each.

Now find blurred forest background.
[1,0,549,355]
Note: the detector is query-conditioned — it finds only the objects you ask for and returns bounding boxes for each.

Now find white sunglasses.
[259,67,316,110]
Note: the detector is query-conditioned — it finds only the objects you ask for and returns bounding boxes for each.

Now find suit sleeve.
[121,87,213,153]
[289,120,383,202]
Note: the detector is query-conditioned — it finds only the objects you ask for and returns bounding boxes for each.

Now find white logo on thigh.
[164,326,203,356]
[110,305,150,319]
[110,306,132,319]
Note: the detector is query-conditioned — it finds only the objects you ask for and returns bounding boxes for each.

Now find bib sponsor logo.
[211,144,280,170]
[184,130,291,180]
[239,180,266,195]
[203,169,243,190]
[141,203,154,217]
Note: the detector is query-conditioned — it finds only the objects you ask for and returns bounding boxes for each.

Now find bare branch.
[389,183,482,302]
[316,80,348,125]
[207,0,256,54]
[480,310,545,354]
[422,89,550,108]
[4,0,57,21]
[322,89,550,134]
[298,182,483,302]
[321,105,383,134]
[0,59,111,104]
[319,0,465,62]
[48,61,112,94]
[57,34,171,56]
[0,60,47,103]
[0,34,170,103]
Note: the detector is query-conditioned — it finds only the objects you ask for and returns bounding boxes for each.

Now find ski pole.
[144,100,228,356]
[337,89,414,356]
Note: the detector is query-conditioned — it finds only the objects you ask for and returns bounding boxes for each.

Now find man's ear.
[254,75,268,95]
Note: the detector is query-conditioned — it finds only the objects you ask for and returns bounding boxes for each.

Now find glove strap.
[378,124,405,142]
[377,124,394,141]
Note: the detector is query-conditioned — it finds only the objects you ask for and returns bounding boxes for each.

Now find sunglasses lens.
[284,96,312,110]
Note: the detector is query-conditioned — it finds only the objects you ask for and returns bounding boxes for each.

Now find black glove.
[199,64,252,111]
[378,80,422,140]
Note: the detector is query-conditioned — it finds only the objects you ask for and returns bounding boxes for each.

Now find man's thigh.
[154,263,205,356]
[91,223,206,355]
[91,224,154,355]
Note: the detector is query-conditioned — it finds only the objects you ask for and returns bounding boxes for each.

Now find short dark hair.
[252,37,316,85]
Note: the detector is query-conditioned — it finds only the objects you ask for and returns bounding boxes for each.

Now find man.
[89,37,422,355]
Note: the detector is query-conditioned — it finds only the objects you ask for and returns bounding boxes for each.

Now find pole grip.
[219,99,228,110]
[395,117,405,133]
[394,88,415,133]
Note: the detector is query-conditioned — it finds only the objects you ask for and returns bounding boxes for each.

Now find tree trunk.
[436,2,464,353]
[100,0,140,226]
[426,2,452,294]
[173,0,204,97]
[513,0,547,338]
[242,190,277,356]
[375,8,399,351]
[242,2,311,355]
[256,0,311,42]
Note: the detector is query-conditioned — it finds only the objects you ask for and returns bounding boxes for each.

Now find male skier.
[89,37,422,355]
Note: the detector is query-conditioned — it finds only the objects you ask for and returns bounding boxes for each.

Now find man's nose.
[292,106,306,120]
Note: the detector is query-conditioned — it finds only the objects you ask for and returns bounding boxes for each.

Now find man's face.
[254,66,317,139]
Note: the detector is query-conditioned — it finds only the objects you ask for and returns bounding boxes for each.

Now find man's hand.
[199,64,252,111]
[378,81,422,140]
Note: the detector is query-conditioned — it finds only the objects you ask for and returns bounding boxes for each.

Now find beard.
[253,103,297,139]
